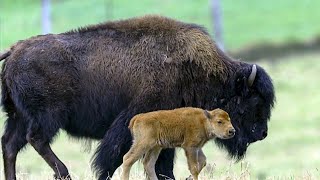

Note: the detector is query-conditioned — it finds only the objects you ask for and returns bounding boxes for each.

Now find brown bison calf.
[121,107,235,180]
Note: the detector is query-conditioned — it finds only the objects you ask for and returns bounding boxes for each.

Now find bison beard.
[0,15,275,180]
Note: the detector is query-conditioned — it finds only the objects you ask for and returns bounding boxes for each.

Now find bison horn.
[248,64,257,87]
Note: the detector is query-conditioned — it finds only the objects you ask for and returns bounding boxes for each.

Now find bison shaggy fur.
[0,15,275,180]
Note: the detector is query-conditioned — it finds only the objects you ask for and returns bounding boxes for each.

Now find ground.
[0,52,319,179]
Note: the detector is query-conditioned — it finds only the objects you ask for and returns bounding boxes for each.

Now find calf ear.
[203,110,212,119]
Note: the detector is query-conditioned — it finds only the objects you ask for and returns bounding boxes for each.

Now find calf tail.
[128,115,137,130]
[0,50,11,61]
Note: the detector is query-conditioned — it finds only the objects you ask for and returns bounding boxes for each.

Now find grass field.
[1,0,320,50]
[0,53,319,180]
[0,0,320,180]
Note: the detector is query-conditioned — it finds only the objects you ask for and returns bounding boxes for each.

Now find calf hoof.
[185,175,193,180]
[54,174,72,180]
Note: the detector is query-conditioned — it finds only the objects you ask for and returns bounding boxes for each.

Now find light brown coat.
[121,107,235,180]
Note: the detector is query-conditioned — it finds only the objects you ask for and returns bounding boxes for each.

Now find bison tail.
[92,109,133,179]
[0,50,11,61]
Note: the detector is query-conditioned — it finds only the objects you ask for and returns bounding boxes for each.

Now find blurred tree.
[42,0,51,34]
[210,0,224,51]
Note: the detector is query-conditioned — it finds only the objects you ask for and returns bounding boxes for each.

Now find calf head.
[204,109,235,139]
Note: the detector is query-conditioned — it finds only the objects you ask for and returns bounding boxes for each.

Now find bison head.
[214,63,275,159]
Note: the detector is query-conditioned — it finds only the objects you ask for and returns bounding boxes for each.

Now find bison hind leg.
[25,111,71,179]
[1,112,28,180]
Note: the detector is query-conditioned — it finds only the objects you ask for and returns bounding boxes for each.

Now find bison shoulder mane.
[65,15,234,79]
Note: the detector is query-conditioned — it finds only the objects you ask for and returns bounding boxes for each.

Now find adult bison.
[0,15,275,180]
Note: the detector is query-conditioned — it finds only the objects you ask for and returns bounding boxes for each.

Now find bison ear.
[203,110,212,119]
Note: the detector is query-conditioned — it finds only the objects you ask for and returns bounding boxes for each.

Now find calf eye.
[217,121,222,124]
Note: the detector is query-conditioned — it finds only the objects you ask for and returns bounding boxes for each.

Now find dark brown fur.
[0,15,275,180]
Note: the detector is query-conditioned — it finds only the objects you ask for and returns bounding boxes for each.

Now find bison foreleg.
[155,148,176,180]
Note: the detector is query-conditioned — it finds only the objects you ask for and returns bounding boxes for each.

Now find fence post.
[42,0,51,34]
[210,0,224,51]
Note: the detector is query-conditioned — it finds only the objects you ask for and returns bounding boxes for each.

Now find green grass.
[1,0,320,50]
[0,1,320,179]
[1,52,320,179]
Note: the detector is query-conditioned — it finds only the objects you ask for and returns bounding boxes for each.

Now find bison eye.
[252,124,257,129]
[251,123,257,132]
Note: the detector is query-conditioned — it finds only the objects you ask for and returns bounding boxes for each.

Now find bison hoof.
[185,175,193,180]
[54,174,72,180]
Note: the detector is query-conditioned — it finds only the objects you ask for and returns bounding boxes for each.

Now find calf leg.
[184,148,206,180]
[1,114,27,180]
[93,96,178,180]
[121,142,147,180]
[197,149,206,171]
[143,147,162,180]
[93,110,175,180]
